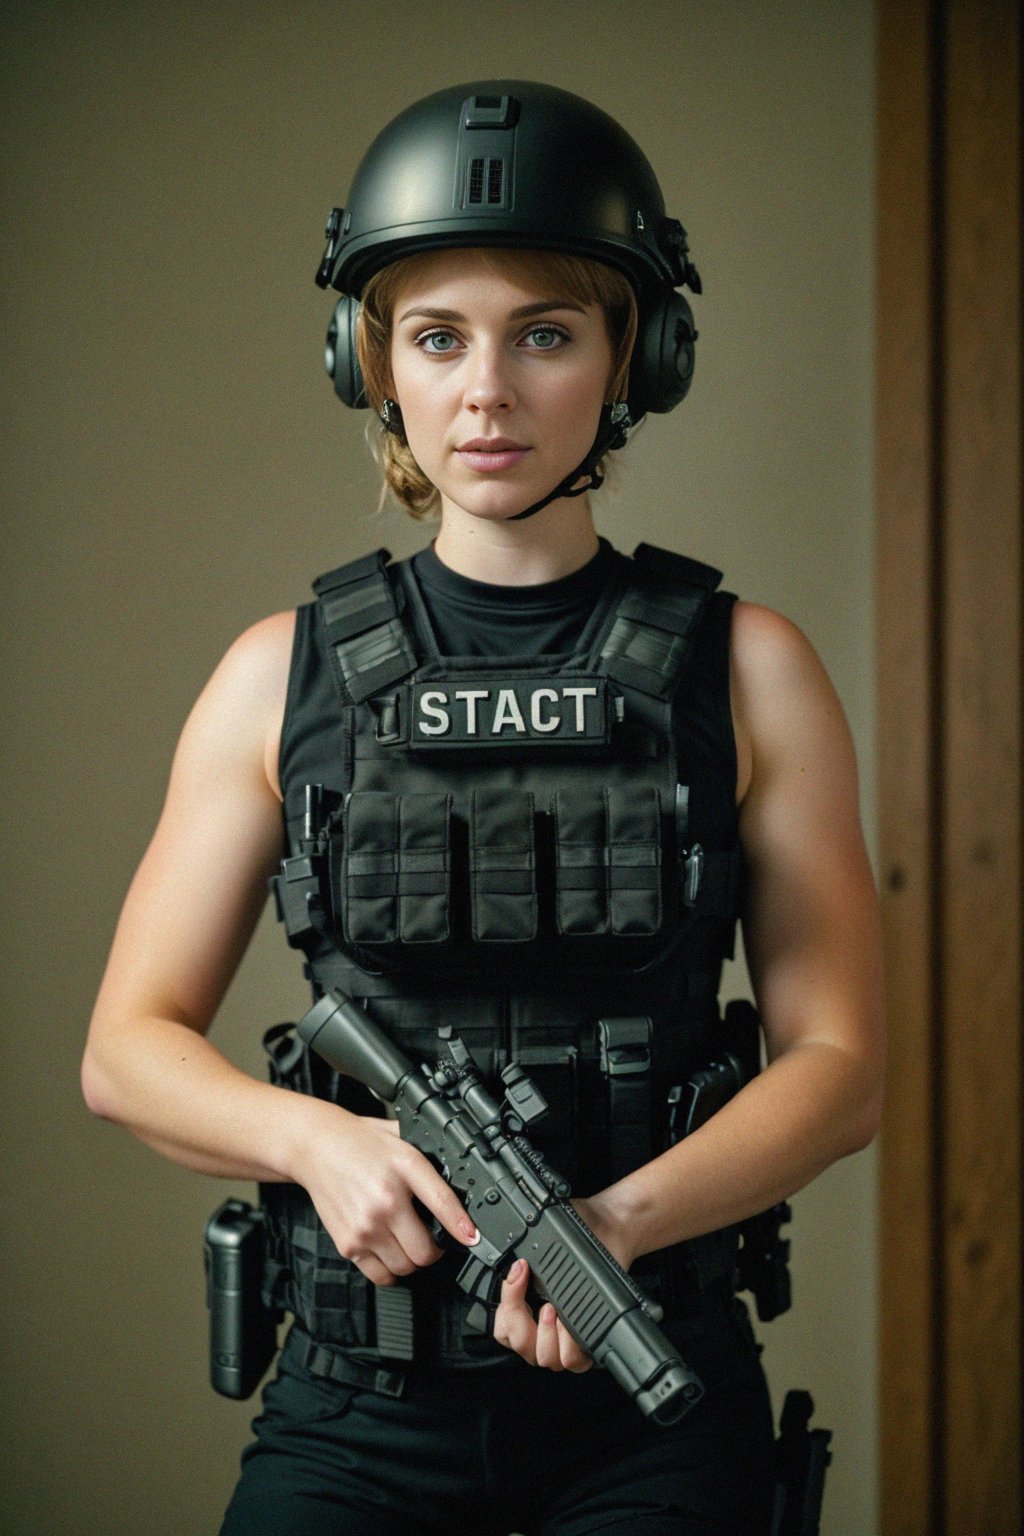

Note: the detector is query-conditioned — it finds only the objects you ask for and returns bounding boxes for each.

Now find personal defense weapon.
[297,987,705,1426]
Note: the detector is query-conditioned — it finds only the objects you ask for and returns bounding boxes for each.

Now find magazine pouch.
[553,786,662,937]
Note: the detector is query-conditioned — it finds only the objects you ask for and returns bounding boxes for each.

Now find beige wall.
[0,2,876,1531]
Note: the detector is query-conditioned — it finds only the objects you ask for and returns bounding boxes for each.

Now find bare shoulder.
[729,601,855,806]
[177,609,297,800]
[217,609,297,696]
[730,601,834,698]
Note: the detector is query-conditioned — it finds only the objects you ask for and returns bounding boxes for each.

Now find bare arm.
[592,601,885,1258]
[82,611,475,1284]
[496,602,885,1370]
[82,612,302,1176]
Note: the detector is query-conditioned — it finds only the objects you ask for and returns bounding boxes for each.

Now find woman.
[82,81,884,1534]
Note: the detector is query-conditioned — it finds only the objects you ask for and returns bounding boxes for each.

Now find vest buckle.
[598,1016,653,1077]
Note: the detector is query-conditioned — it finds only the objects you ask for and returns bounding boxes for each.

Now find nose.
[463,342,517,414]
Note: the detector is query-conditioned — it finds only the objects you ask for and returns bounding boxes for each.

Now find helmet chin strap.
[377,400,634,524]
[507,402,633,521]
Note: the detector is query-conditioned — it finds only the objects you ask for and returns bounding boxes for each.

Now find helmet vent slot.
[468,158,485,203]
[466,157,506,207]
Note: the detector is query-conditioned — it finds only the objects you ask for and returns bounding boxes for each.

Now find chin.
[445,483,545,522]
[449,465,583,522]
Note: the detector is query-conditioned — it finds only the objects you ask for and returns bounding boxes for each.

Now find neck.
[432,495,600,586]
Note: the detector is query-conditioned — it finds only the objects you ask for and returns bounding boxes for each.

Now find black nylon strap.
[285,1328,408,1399]
[313,548,393,601]
[313,550,419,708]
[598,1015,653,1181]
[598,544,723,701]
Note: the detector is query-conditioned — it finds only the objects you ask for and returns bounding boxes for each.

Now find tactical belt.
[284,1326,409,1398]
[279,1244,739,1397]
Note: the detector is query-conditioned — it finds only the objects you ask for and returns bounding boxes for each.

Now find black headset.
[323,283,697,426]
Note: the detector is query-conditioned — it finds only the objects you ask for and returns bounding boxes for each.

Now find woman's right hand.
[294,1100,479,1288]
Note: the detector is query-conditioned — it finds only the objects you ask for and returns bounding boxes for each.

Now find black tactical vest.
[263,542,747,1362]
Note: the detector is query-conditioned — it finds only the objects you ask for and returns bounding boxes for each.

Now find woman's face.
[388,249,615,523]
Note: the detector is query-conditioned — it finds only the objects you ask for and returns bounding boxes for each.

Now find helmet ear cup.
[325,295,369,408]
[627,291,697,419]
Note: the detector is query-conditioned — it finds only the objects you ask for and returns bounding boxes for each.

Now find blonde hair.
[355,248,638,520]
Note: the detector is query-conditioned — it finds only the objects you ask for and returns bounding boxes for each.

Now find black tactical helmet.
[315,80,701,307]
[315,80,701,517]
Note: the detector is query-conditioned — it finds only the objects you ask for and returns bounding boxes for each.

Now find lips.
[456,437,531,472]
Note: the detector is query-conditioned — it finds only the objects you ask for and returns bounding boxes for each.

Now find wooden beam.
[876,1,942,1529]
[940,1,1023,1528]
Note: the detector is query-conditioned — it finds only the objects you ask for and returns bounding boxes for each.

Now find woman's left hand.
[490,1193,635,1372]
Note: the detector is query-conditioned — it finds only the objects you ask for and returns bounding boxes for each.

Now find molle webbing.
[599,1015,654,1180]
[279,542,744,988]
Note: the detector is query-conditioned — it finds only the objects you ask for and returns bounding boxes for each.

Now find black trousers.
[219,1302,775,1536]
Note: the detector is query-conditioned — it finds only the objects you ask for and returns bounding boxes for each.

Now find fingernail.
[460,1219,480,1244]
[507,1259,524,1283]
[541,1304,555,1326]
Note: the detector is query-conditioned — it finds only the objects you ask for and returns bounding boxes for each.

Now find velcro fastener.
[313,550,420,706]
[597,545,724,700]
[600,613,697,698]
[330,617,419,705]
[320,579,398,644]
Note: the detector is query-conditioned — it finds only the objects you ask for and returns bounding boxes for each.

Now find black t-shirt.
[410,538,617,657]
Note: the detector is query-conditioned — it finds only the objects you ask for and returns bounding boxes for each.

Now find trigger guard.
[456,1250,506,1310]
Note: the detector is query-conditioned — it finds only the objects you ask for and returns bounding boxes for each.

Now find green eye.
[523,326,570,350]
[421,330,458,353]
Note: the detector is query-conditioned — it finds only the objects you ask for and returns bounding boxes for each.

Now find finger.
[350,1250,397,1288]
[390,1205,446,1269]
[535,1303,565,1372]
[554,1314,594,1373]
[349,1227,422,1280]
[407,1157,479,1248]
[492,1259,538,1363]
[345,1200,428,1279]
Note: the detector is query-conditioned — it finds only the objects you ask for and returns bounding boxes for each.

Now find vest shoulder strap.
[312,548,419,706]
[599,543,725,700]
[312,541,726,706]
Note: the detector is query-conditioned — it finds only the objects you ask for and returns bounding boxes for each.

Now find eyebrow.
[396,300,588,324]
